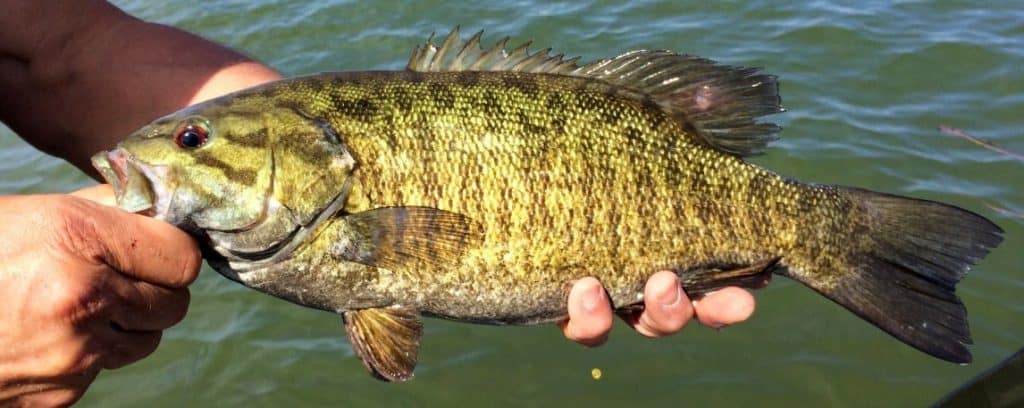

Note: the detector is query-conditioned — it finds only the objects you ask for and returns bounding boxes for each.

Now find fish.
[91,27,1003,381]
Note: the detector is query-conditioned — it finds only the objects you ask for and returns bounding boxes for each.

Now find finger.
[106,272,191,331]
[692,286,756,329]
[59,197,202,288]
[559,277,612,347]
[69,184,116,206]
[629,271,693,337]
[12,369,100,407]
[96,327,162,370]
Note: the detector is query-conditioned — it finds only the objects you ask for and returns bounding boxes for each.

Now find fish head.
[91,91,357,260]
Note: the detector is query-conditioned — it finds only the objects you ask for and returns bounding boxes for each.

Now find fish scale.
[91,28,1002,381]
[259,70,836,324]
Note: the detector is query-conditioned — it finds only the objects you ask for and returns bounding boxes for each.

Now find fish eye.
[174,119,211,149]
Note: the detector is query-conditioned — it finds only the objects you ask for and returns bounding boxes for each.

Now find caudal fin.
[780,188,1003,363]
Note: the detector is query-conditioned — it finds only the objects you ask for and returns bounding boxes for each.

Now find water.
[2,0,1021,406]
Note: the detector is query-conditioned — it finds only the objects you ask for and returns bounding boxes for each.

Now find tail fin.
[779,188,1003,363]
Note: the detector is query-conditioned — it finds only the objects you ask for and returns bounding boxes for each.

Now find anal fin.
[679,256,780,296]
[343,306,424,382]
[615,257,780,317]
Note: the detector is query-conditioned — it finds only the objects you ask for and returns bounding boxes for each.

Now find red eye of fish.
[174,122,210,148]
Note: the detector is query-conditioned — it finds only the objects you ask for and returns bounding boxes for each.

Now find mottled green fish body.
[92,28,1002,381]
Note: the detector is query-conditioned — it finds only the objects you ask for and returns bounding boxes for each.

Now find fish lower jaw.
[135,164,172,218]
[92,149,161,214]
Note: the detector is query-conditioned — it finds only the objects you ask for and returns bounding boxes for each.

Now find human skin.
[0,0,754,405]
[0,187,200,406]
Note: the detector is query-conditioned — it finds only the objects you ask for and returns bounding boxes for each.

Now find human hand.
[0,185,201,406]
[560,272,756,346]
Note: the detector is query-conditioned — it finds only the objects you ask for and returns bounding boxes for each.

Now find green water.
[2,1,1021,406]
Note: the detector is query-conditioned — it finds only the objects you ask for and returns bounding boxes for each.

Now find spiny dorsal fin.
[406,27,784,156]
[407,26,581,75]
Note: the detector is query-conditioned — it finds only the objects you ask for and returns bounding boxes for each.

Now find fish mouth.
[91,149,164,216]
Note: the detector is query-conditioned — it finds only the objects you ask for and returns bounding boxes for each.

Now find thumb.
[69,184,116,207]
[61,187,202,288]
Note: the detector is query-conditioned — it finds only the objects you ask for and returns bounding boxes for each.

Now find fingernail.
[658,284,682,307]
[582,284,604,312]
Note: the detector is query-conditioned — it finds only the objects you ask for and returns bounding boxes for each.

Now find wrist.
[188,62,283,105]
[16,1,131,86]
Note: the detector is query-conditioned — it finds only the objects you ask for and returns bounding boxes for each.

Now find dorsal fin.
[407,26,582,75]
[407,27,784,156]
[574,51,783,156]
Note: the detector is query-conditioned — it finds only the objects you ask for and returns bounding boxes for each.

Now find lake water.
[2,0,1021,406]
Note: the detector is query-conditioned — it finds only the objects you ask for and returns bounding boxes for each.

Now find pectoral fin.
[333,206,484,272]
[343,306,424,382]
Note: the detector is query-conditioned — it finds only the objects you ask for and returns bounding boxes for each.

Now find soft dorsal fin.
[407,27,784,156]
[574,51,783,156]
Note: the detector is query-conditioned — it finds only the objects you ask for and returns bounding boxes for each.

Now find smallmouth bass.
[92,28,1003,381]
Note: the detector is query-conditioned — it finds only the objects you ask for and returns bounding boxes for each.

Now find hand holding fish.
[0,186,200,406]
[88,26,997,382]
[562,274,755,346]
[4,0,1001,388]
[0,2,763,402]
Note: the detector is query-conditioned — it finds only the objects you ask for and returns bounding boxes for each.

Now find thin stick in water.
[938,125,1024,162]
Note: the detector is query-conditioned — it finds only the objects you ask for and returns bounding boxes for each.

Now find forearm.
[0,0,281,177]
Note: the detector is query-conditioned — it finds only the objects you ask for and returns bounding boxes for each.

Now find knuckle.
[561,321,590,344]
[40,199,105,262]
[728,296,756,323]
[173,246,202,287]
[661,313,689,333]
[641,302,691,335]
[39,387,89,408]
[633,323,661,338]
[152,237,202,289]
[635,315,662,338]
[41,208,128,288]
[131,333,162,363]
[577,337,608,348]
[638,309,689,338]
[108,332,162,369]
[569,329,608,348]
[165,289,191,326]
[46,274,111,324]
[102,332,162,369]
[706,288,755,325]
[50,341,100,376]
[141,331,163,356]
[567,320,610,346]
[567,326,592,343]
